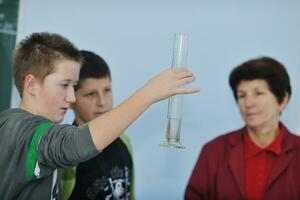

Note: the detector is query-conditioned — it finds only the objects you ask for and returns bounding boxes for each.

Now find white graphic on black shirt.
[86,166,130,200]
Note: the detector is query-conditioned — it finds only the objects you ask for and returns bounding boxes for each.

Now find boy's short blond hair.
[13,32,82,97]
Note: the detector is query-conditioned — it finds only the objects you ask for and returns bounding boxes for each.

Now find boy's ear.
[23,74,38,96]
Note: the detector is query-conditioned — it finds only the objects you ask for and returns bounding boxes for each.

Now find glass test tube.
[160,33,188,148]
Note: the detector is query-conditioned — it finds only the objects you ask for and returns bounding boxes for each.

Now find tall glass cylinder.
[160,33,188,148]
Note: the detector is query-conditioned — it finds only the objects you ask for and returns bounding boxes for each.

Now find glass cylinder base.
[160,118,185,149]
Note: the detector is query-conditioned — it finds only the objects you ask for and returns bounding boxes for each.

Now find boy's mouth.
[60,107,69,112]
[94,111,107,117]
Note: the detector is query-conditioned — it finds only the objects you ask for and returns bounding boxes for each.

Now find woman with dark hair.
[185,57,300,200]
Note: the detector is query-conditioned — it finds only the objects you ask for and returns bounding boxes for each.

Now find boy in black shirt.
[61,50,135,200]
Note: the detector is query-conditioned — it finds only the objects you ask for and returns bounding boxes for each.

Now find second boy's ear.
[23,74,38,96]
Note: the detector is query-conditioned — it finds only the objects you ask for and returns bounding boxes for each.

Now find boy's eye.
[61,84,69,88]
[85,92,95,97]
[105,88,111,93]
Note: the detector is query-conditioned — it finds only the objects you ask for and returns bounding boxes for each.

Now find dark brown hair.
[229,56,291,104]
[13,32,82,97]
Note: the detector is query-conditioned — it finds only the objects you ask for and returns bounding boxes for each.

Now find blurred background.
[2,0,300,199]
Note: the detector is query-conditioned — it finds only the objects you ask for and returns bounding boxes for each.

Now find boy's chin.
[51,114,65,123]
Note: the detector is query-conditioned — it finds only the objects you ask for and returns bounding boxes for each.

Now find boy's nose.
[66,88,76,104]
[96,93,106,106]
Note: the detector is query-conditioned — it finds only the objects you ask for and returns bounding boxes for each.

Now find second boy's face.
[73,77,113,125]
[35,59,80,123]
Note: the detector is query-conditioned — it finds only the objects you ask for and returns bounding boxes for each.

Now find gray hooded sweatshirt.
[0,108,99,200]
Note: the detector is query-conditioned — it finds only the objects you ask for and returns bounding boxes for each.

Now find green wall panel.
[0,0,19,111]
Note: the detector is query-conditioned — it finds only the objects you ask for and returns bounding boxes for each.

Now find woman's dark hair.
[229,56,291,104]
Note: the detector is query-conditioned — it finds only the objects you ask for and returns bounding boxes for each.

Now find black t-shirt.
[69,126,133,200]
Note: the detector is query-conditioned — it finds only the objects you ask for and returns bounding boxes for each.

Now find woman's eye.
[237,94,245,99]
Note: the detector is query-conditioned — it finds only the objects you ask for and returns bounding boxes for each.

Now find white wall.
[11,0,300,199]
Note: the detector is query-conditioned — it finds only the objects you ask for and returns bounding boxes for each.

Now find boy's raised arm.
[88,68,199,150]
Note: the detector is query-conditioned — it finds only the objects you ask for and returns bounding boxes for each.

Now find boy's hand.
[141,68,200,104]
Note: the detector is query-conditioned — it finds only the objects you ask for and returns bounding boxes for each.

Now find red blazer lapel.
[228,129,245,198]
[266,126,294,190]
